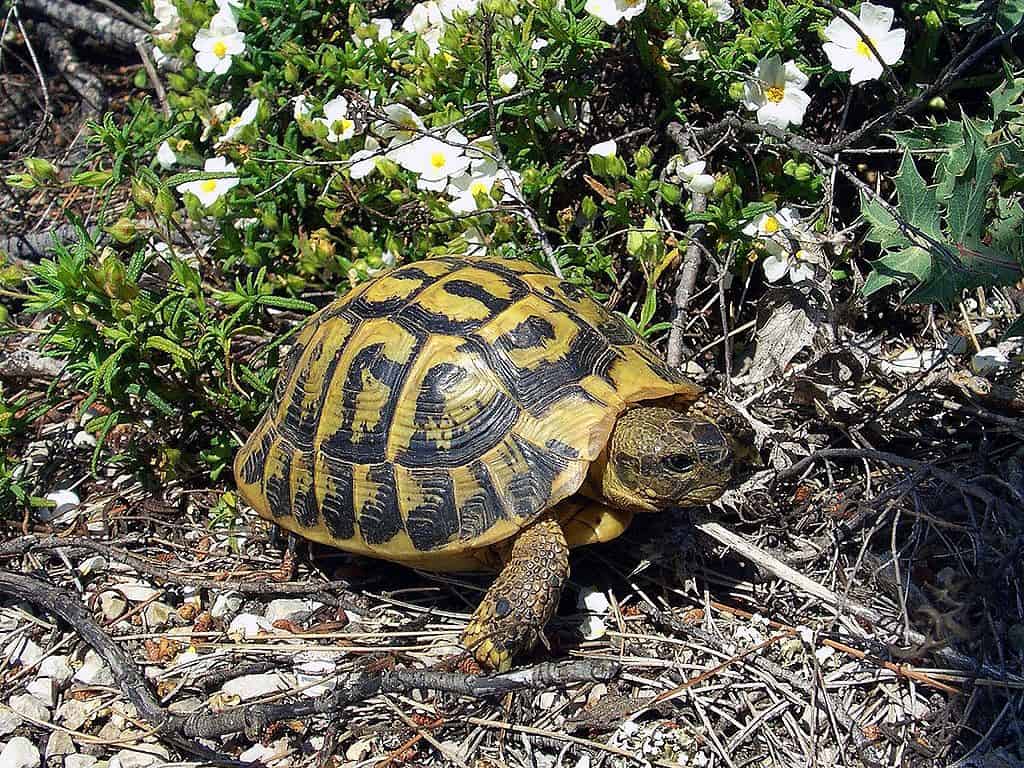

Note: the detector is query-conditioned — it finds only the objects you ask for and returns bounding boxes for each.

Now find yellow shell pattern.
[234,257,701,569]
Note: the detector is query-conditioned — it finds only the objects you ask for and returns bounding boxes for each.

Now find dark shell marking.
[235,257,699,560]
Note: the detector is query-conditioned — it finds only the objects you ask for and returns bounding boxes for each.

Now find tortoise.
[234,256,736,671]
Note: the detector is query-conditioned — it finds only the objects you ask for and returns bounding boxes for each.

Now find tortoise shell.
[234,257,702,569]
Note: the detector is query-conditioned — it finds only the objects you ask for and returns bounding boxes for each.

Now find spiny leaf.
[894,152,941,241]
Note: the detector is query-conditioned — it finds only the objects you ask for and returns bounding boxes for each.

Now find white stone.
[0,736,40,768]
[76,557,107,577]
[8,694,50,723]
[107,746,167,768]
[72,431,97,449]
[113,583,161,603]
[0,710,21,738]
[219,673,291,701]
[45,731,74,759]
[264,599,322,625]
[226,614,273,641]
[142,603,174,629]
[25,679,55,709]
[36,657,73,687]
[345,739,374,762]
[209,593,241,619]
[537,691,558,710]
[44,490,79,510]
[239,738,291,766]
[55,700,101,731]
[98,593,126,623]
[63,756,97,768]
[73,651,113,686]
[4,638,44,668]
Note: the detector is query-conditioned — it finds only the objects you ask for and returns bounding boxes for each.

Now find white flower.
[216,98,259,146]
[439,0,479,19]
[156,140,177,169]
[200,100,233,141]
[317,96,358,142]
[403,1,446,55]
[152,0,180,43]
[681,35,706,61]
[193,10,245,75]
[378,104,427,164]
[707,0,733,21]
[743,208,817,282]
[531,37,549,51]
[822,2,905,85]
[446,160,522,214]
[397,128,472,191]
[348,136,382,179]
[358,17,393,46]
[177,156,240,207]
[762,246,818,283]
[293,94,312,120]
[497,69,518,93]
[585,0,647,25]
[742,55,811,130]
[216,0,242,16]
[678,160,716,194]
[587,139,617,158]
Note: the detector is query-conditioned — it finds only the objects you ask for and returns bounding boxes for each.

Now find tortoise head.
[594,406,732,512]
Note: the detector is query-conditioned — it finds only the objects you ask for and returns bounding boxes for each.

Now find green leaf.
[894,152,941,240]
[256,295,317,313]
[860,191,911,248]
[991,76,1024,118]
[862,246,933,297]
[945,122,995,243]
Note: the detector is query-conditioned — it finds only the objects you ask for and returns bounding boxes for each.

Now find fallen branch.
[665,122,709,368]
[32,21,107,115]
[19,0,148,51]
[0,534,370,612]
[0,570,619,743]
[0,225,97,263]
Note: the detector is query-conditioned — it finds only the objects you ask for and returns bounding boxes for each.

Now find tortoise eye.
[663,454,695,473]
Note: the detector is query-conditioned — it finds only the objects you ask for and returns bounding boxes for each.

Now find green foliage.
[861,82,1024,307]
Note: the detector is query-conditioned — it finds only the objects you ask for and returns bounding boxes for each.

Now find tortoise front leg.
[460,514,569,671]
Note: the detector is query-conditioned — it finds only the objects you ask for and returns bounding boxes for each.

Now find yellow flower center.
[430,152,447,169]
[766,86,785,103]
[201,180,218,193]
[763,215,780,234]
[469,181,488,196]
[213,40,228,58]
[340,119,354,133]
[855,39,874,58]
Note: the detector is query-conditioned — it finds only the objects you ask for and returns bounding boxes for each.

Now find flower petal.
[783,60,809,90]
[781,90,811,126]
[823,15,858,47]
[876,28,906,64]
[849,56,884,84]
[763,253,789,282]
[822,42,858,73]
[859,2,895,35]
[755,54,785,87]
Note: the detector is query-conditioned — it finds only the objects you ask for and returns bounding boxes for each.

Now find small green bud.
[581,196,598,220]
[634,146,654,170]
[166,73,190,92]
[712,176,733,196]
[728,81,746,101]
[261,209,279,231]
[588,155,608,177]
[659,183,682,205]
[736,35,759,54]
[923,10,941,29]
[606,156,627,178]
[794,163,814,182]
[284,61,299,84]
[5,173,36,190]
[72,170,113,188]
[132,177,155,208]
[104,217,138,244]
[521,167,541,188]
[663,38,683,56]
[377,158,401,179]
[155,186,177,219]
[387,189,407,204]
[783,159,798,176]
[25,157,58,183]
[634,168,653,193]
[928,96,946,111]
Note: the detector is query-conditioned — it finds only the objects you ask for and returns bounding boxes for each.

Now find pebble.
[8,693,50,723]
[537,691,558,710]
[43,490,79,511]
[142,603,175,629]
[36,657,73,687]
[166,698,203,715]
[0,710,20,737]
[209,593,241,619]
[75,557,107,577]
[72,431,97,449]
[107,746,167,768]
[4,638,43,668]
[55,700,100,731]
[63,756,97,768]
[25,679,55,709]
[98,594,126,623]
[226,614,273,640]
[44,732,74,759]
[72,651,114,687]
[264,599,322,625]
[0,736,40,768]
[239,738,291,766]
[345,739,374,762]
[220,673,290,701]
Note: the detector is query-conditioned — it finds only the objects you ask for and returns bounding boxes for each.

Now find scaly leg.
[460,515,569,671]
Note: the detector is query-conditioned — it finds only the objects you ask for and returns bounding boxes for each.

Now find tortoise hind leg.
[460,514,569,671]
